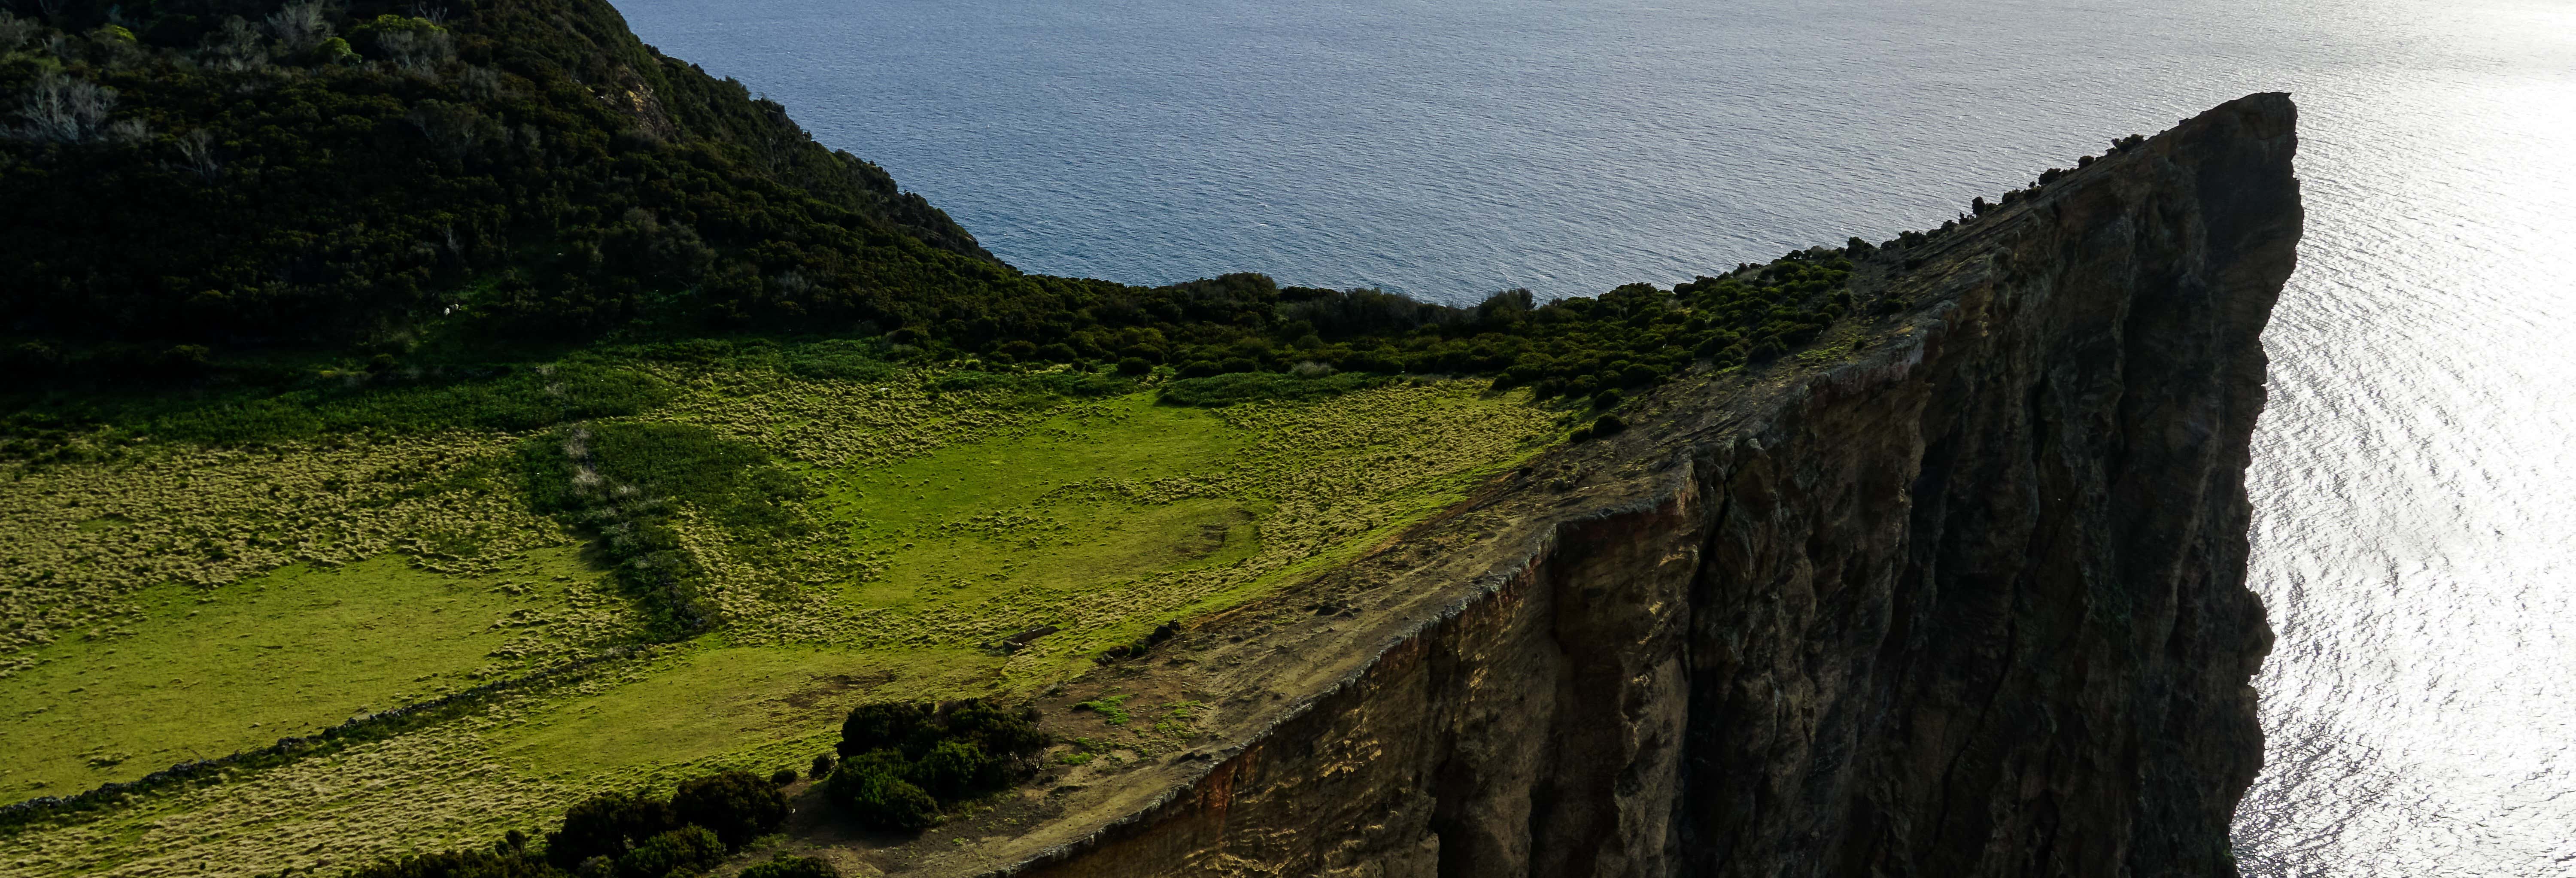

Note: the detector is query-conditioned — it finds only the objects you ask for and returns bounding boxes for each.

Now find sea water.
[611,0,2576,872]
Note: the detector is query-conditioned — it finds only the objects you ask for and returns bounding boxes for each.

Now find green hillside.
[0,0,1970,873]
[0,345,1557,876]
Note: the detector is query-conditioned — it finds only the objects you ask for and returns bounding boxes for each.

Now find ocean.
[609,0,2576,872]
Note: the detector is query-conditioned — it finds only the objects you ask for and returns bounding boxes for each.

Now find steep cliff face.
[901,93,2298,878]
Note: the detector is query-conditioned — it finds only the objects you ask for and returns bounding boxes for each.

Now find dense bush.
[834,702,933,758]
[823,752,940,832]
[0,0,1000,349]
[147,363,674,445]
[823,699,1047,831]
[612,827,723,878]
[544,792,677,870]
[669,770,790,848]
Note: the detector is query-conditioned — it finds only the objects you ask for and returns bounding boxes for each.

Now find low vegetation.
[291,699,1038,875]
[316,768,805,878]
[0,347,1561,875]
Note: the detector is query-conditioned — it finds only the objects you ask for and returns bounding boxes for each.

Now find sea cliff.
[892,93,2301,878]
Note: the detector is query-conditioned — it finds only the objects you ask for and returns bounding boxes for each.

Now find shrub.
[546,792,677,869]
[810,753,837,779]
[1589,389,1623,410]
[1115,356,1152,376]
[771,768,799,786]
[614,826,724,878]
[1176,360,1220,378]
[822,701,1049,831]
[908,740,1002,799]
[824,752,940,831]
[740,856,841,878]
[671,770,789,848]
[1591,415,1627,437]
[314,36,357,63]
[836,702,934,758]
[943,701,1049,755]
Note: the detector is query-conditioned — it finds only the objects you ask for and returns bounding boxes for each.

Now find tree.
[14,70,115,143]
[265,1,332,51]
[174,129,221,180]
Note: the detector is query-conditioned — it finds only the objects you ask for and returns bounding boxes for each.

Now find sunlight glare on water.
[610,0,2576,872]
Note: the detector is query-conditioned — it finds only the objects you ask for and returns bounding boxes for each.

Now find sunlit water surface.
[611,0,2576,872]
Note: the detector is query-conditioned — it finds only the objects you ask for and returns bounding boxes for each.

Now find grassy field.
[0,356,1562,876]
[0,550,619,797]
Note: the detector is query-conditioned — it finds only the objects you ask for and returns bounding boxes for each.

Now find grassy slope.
[0,550,606,796]
[0,359,1561,876]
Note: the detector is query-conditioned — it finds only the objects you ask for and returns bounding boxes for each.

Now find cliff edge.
[844,93,2300,878]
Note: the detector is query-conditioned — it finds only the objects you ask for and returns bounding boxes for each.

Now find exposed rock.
[878,92,2300,878]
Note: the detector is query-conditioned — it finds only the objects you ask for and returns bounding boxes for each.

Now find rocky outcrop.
[904,93,2299,878]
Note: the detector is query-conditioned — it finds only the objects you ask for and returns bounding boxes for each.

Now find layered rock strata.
[905,93,2300,878]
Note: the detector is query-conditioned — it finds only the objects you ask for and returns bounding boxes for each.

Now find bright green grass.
[829,397,1260,609]
[829,396,1242,532]
[0,369,1561,877]
[491,645,1001,776]
[0,549,605,798]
